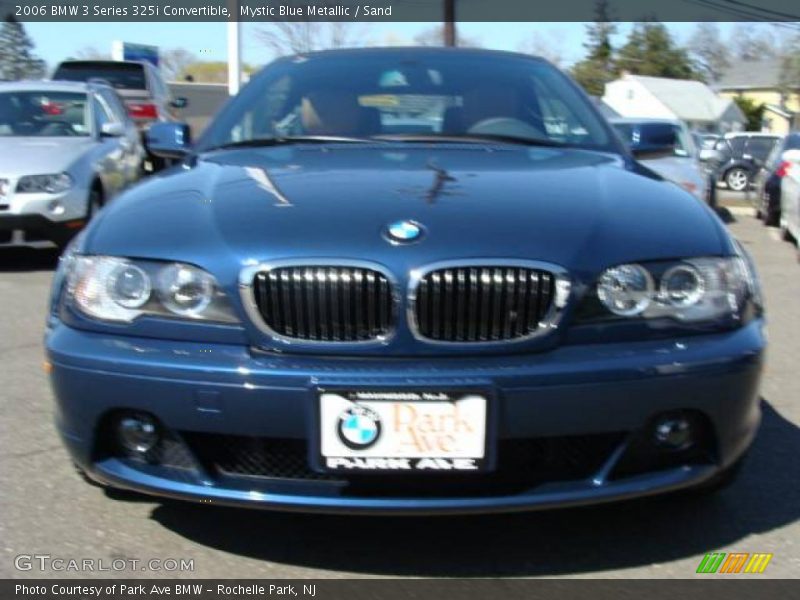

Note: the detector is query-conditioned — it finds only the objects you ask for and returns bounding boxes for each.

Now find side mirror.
[170,97,188,109]
[100,122,125,137]
[627,123,677,160]
[145,122,191,159]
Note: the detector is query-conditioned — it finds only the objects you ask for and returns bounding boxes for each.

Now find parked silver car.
[611,118,710,205]
[779,148,800,256]
[0,80,144,248]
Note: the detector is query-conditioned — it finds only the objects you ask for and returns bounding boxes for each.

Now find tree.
[778,33,800,110]
[255,22,362,57]
[570,0,617,95]
[517,31,565,67]
[0,17,46,81]
[160,48,197,81]
[729,24,780,62]
[413,25,481,48]
[733,96,766,131]
[616,21,697,80]
[688,23,730,83]
[72,46,111,60]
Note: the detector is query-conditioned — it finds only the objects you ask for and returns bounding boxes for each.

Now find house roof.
[589,95,620,118]
[625,74,741,123]
[715,58,784,90]
[764,103,794,119]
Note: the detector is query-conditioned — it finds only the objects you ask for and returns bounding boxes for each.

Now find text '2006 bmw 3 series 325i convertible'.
[45,48,765,514]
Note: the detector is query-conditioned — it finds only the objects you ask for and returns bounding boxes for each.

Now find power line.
[682,0,800,29]
[717,0,800,22]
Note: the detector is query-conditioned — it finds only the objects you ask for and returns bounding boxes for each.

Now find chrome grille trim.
[240,260,397,345]
[408,259,571,345]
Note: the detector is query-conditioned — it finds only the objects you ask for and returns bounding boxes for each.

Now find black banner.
[2,0,800,22]
[4,580,800,600]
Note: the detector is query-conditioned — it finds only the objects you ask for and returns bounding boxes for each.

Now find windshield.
[612,122,696,158]
[54,62,146,90]
[0,91,91,137]
[199,51,613,151]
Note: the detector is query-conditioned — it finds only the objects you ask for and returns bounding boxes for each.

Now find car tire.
[763,209,780,227]
[706,177,717,208]
[86,187,103,221]
[725,168,749,192]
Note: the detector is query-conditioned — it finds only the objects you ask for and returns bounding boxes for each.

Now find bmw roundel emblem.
[385,220,424,244]
[337,405,382,450]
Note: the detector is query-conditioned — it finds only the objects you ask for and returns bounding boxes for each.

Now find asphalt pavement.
[1,197,798,579]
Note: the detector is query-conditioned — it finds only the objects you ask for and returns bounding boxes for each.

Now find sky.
[25,21,747,73]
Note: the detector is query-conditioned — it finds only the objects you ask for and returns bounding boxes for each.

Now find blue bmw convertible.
[45,48,765,514]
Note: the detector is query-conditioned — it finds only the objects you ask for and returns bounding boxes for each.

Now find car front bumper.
[46,320,765,514]
[0,186,89,246]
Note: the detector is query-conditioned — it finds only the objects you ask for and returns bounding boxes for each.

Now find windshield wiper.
[373,133,568,148]
[205,135,377,152]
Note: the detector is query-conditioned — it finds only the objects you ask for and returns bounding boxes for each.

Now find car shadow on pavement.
[149,399,798,577]
[0,247,60,272]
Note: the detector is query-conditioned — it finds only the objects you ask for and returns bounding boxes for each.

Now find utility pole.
[443,0,456,46]
[227,0,241,96]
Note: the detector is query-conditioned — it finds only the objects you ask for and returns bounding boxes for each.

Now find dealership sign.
[111,41,159,66]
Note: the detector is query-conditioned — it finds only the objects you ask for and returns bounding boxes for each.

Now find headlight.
[156,263,216,317]
[16,173,73,194]
[596,264,654,316]
[67,255,239,324]
[594,257,756,323]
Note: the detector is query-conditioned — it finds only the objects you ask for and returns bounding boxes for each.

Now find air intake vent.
[412,265,555,342]
[250,265,394,342]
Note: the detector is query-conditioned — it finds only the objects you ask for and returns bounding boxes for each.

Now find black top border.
[2,0,800,23]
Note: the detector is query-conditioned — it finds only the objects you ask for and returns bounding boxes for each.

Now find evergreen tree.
[0,17,46,81]
[570,0,617,96]
[616,21,697,80]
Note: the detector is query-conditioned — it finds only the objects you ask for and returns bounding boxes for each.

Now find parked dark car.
[752,132,800,226]
[713,132,780,192]
[46,48,764,515]
[52,60,187,170]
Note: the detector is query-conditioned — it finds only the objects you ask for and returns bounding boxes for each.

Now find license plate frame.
[312,388,496,474]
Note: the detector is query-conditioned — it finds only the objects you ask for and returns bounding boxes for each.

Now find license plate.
[318,390,488,472]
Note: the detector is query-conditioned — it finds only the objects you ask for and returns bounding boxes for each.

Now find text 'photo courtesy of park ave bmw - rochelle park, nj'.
[0,0,799,596]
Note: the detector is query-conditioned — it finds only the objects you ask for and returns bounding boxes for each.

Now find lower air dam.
[326,457,479,470]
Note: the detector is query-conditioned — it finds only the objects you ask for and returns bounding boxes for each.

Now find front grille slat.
[413,264,557,343]
[252,265,393,343]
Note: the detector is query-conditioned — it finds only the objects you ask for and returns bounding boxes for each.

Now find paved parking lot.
[1,205,798,579]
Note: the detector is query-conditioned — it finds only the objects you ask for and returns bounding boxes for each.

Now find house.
[602,73,745,134]
[589,95,620,119]
[715,58,799,135]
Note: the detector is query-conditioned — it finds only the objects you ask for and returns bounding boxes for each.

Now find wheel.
[764,208,780,227]
[706,177,717,208]
[725,168,749,192]
[86,187,103,221]
[760,188,781,226]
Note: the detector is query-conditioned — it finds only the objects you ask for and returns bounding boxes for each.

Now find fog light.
[117,414,159,454]
[47,200,65,215]
[653,416,693,450]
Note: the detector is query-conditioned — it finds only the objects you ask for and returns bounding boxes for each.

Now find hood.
[89,144,728,276]
[0,137,94,177]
